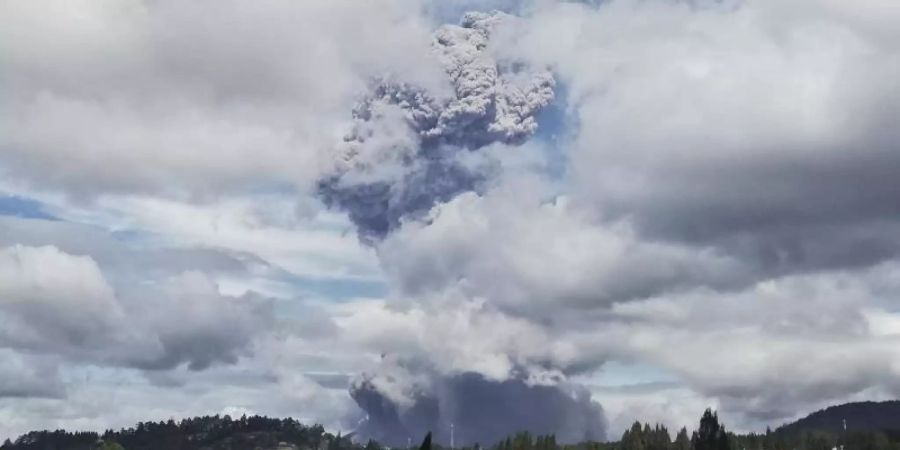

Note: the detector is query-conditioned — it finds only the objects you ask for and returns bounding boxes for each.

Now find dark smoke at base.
[351,372,607,447]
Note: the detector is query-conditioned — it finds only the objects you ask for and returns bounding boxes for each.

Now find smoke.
[350,359,606,447]
[318,11,555,242]
[318,10,604,445]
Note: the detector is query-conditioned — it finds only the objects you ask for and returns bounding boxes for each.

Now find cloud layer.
[2,0,900,443]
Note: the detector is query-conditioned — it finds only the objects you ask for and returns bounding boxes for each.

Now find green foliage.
[619,421,671,450]
[97,441,125,450]
[691,409,731,450]
[366,439,384,450]
[2,415,331,450]
[674,428,691,450]
[5,404,900,450]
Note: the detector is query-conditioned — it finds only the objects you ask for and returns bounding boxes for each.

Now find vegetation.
[4,402,900,450]
[0,415,354,450]
[777,401,900,434]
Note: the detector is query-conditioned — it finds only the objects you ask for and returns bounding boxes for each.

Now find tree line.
[0,414,361,450]
[3,407,900,450]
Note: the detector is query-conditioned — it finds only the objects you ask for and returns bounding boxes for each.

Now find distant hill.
[777,401,900,434]
[0,415,359,450]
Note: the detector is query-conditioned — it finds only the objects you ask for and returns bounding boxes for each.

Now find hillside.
[0,415,362,450]
[777,401,900,435]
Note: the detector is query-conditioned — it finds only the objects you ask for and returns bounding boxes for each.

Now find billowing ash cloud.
[320,11,605,443]
[350,360,606,447]
[318,11,556,241]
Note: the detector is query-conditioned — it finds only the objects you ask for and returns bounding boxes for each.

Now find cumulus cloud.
[4,0,900,441]
[132,271,275,370]
[501,0,900,276]
[0,244,147,358]
[0,0,441,196]
[600,262,900,424]
[0,350,65,399]
[0,243,273,371]
[378,183,749,318]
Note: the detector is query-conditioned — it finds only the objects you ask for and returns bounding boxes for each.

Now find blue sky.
[0,195,57,221]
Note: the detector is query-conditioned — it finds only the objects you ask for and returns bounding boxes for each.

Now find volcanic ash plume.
[350,365,606,447]
[318,11,556,242]
[320,11,603,446]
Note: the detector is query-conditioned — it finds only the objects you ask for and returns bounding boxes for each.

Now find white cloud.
[0,244,149,359]
[96,195,381,282]
[0,0,444,196]
[379,178,747,318]
[3,0,900,441]
[0,244,273,371]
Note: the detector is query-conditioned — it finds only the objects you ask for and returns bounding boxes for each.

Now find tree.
[622,422,646,450]
[366,439,383,450]
[648,424,670,450]
[673,428,691,450]
[762,427,773,450]
[692,409,731,450]
[512,431,534,450]
[97,441,126,450]
[328,432,344,450]
[845,431,891,450]
[420,432,433,450]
